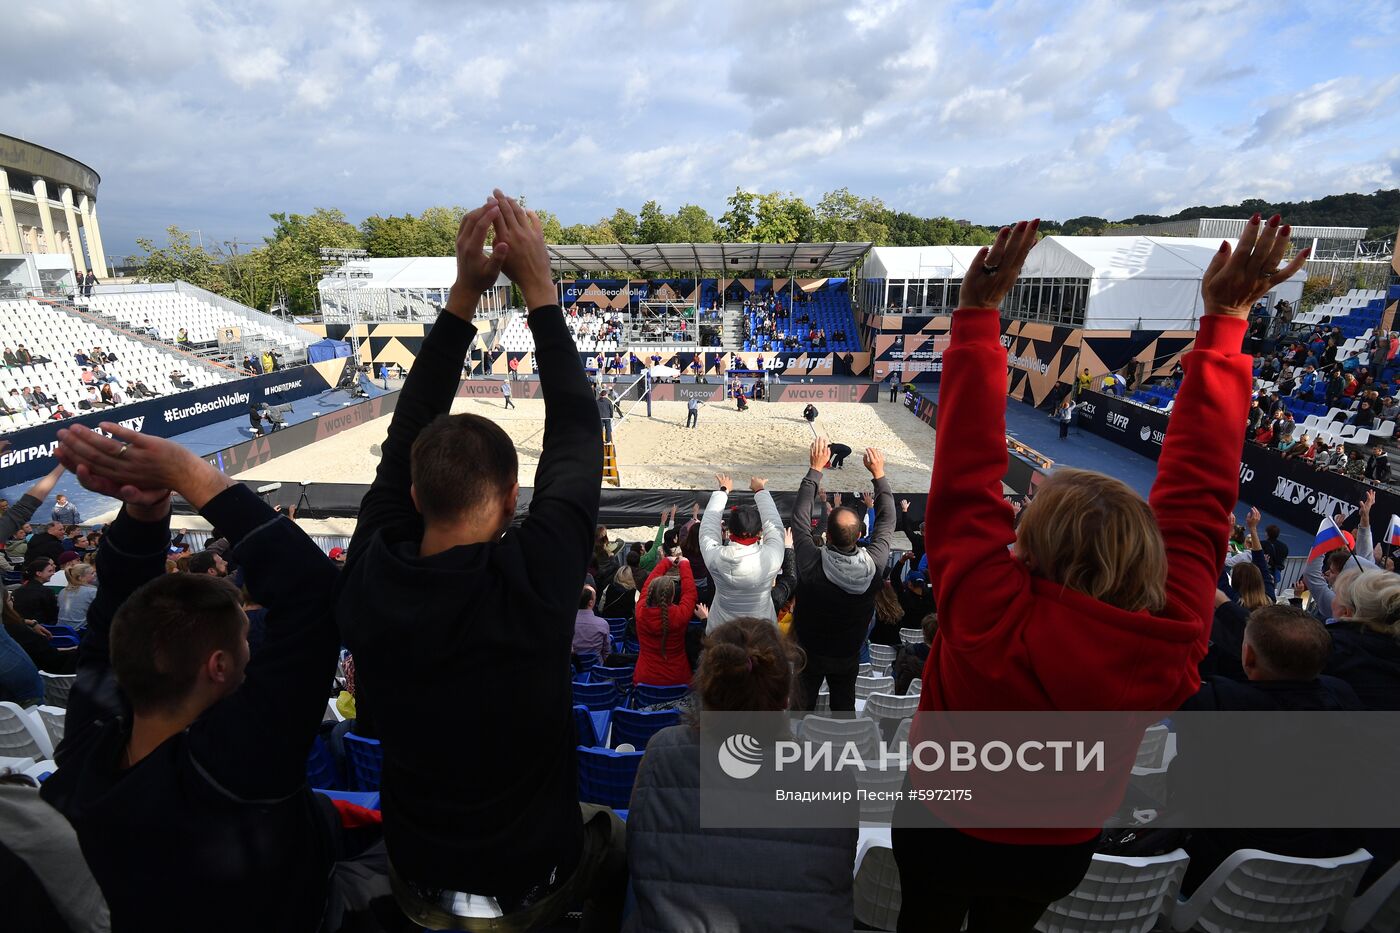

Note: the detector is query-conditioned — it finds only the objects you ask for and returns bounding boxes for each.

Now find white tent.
[864,236,1306,331]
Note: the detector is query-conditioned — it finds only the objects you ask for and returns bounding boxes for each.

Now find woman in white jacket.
[700,474,786,628]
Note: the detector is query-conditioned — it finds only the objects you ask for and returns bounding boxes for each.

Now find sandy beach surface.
[234,398,937,492]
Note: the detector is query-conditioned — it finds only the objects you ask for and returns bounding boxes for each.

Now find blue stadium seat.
[573,651,600,674]
[609,707,679,750]
[573,703,601,747]
[606,618,628,639]
[1,571,20,587]
[315,788,381,810]
[576,746,645,810]
[631,682,689,709]
[573,679,621,711]
[48,635,78,649]
[344,733,384,791]
[45,624,79,640]
[591,665,635,690]
[306,734,342,790]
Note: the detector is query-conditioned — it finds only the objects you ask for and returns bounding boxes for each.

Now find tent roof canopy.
[544,241,873,274]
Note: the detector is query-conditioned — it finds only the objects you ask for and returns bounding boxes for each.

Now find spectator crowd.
[6,205,1400,933]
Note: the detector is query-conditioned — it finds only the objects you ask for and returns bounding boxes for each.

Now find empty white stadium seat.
[853,831,902,931]
[1167,847,1371,933]
[1037,850,1189,933]
[800,715,882,761]
[0,702,55,760]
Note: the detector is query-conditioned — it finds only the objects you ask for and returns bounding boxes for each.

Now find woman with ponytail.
[634,556,699,687]
[626,618,857,931]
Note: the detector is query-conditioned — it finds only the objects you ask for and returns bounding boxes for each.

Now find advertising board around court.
[1074,389,1399,538]
[0,363,340,487]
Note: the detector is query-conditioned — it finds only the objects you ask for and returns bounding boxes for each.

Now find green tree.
[670,203,719,242]
[361,213,425,257]
[720,188,758,241]
[607,208,639,244]
[637,200,673,244]
[815,188,888,243]
[534,209,566,243]
[559,222,616,245]
[752,192,817,243]
[127,226,224,292]
[263,208,363,315]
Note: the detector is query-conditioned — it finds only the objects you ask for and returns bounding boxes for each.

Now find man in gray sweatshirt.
[790,438,895,711]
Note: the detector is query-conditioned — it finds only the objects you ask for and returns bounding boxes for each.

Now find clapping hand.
[491,188,556,310]
[446,200,509,318]
[749,476,767,493]
[958,220,1040,310]
[716,474,733,493]
[810,438,830,472]
[1202,214,1310,318]
[862,447,885,479]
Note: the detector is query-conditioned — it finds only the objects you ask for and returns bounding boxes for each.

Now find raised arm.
[863,448,897,569]
[349,201,503,558]
[792,440,827,577]
[700,481,729,564]
[1152,214,1309,674]
[502,192,603,612]
[51,423,340,796]
[49,426,201,747]
[752,479,786,574]
[0,464,64,541]
[924,223,1038,628]
[195,484,340,797]
[639,508,672,575]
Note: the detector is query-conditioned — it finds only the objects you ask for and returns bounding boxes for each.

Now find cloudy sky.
[9,0,1399,259]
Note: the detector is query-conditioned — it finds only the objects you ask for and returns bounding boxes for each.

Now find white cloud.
[3,0,1395,259]
[1243,75,1400,148]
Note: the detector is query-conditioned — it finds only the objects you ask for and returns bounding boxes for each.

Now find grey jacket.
[626,725,857,933]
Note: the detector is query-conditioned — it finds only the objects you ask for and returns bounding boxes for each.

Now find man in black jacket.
[24,520,65,566]
[897,498,925,563]
[1172,606,1364,894]
[336,192,622,929]
[40,423,342,932]
[791,437,895,711]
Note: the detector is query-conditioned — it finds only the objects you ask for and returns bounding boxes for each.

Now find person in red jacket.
[633,556,699,687]
[891,214,1310,932]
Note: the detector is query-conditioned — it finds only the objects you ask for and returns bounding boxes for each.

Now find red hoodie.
[633,557,699,687]
[916,309,1250,845]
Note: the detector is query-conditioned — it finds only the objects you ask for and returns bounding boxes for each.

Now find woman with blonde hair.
[56,561,98,630]
[893,214,1309,931]
[1230,561,1272,612]
[1325,568,1400,709]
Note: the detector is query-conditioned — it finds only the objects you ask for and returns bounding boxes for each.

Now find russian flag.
[1387,514,1400,549]
[1308,517,1351,562]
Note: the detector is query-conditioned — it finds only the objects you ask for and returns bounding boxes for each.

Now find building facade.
[0,134,107,292]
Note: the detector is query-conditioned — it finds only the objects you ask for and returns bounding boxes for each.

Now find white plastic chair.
[0,702,55,759]
[907,678,922,696]
[863,692,920,723]
[855,762,904,824]
[40,671,75,708]
[869,643,898,668]
[1037,850,1189,933]
[856,674,896,700]
[891,718,912,747]
[1167,848,1371,932]
[899,627,923,647]
[35,705,65,745]
[854,833,902,931]
[1340,858,1400,933]
[800,715,881,761]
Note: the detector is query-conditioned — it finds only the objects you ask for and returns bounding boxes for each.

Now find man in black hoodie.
[336,192,621,929]
[39,423,341,931]
[791,437,895,711]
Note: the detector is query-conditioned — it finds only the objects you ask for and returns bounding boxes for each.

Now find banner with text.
[0,363,340,486]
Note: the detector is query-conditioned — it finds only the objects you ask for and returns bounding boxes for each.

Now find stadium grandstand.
[8,177,1400,933]
[0,133,107,293]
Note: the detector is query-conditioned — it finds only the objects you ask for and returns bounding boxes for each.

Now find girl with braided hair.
[634,556,699,686]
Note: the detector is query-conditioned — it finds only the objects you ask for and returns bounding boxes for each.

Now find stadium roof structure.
[543,241,874,274]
